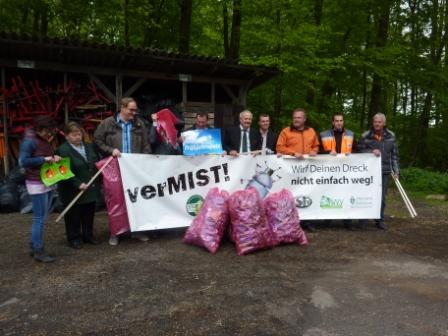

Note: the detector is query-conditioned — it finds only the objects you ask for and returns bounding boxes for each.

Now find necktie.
[242,129,248,153]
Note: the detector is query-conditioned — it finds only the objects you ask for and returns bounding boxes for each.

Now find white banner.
[118,153,382,231]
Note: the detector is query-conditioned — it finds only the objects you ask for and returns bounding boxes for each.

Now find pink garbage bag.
[264,189,308,246]
[96,157,130,236]
[228,187,275,255]
[183,188,229,254]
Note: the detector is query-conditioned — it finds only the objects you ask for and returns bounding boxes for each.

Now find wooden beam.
[1,67,9,175]
[238,79,253,106]
[211,82,215,105]
[182,82,188,105]
[0,58,248,86]
[115,73,122,108]
[88,74,116,103]
[123,77,146,97]
[222,84,238,103]
[63,73,69,122]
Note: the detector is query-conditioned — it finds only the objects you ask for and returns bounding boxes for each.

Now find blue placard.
[182,129,223,156]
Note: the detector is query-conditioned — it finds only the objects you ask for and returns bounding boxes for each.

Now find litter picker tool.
[391,173,417,218]
[55,156,114,223]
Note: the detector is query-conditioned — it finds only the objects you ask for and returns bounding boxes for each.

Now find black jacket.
[222,126,262,153]
[262,129,278,154]
[357,128,399,174]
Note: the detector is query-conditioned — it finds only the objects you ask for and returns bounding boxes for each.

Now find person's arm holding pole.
[56,156,114,223]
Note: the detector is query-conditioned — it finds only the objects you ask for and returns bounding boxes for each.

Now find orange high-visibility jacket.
[276,126,320,155]
[320,129,354,154]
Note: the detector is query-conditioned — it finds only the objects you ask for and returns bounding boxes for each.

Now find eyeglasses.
[128,108,137,112]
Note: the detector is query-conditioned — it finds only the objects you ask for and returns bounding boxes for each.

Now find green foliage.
[1,0,448,171]
[400,168,448,194]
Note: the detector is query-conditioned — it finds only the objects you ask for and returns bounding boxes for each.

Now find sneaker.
[132,233,149,242]
[33,249,56,263]
[109,235,119,246]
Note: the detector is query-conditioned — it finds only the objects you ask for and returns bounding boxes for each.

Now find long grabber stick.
[391,173,417,218]
[56,156,114,223]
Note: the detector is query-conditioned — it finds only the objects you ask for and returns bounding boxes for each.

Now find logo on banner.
[186,195,204,216]
[349,196,373,208]
[320,195,343,209]
[295,196,312,208]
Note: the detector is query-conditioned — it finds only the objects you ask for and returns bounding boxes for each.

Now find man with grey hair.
[358,113,400,230]
[222,110,262,156]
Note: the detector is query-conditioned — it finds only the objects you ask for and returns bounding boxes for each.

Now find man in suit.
[223,110,262,156]
[258,114,278,154]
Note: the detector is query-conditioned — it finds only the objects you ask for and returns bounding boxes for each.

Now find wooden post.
[1,67,9,176]
[64,73,69,122]
[115,73,123,108]
[211,82,215,105]
[182,81,188,114]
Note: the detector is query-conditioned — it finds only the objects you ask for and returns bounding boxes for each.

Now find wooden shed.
[0,32,278,174]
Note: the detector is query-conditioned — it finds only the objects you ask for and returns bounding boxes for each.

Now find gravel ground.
[0,190,447,336]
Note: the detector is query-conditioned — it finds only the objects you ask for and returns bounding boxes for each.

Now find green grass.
[400,168,448,195]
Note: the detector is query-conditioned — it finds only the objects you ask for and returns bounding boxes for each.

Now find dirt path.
[0,190,447,335]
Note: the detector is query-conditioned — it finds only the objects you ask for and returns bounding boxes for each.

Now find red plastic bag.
[264,189,308,246]
[183,188,229,254]
[228,187,275,255]
[96,157,130,236]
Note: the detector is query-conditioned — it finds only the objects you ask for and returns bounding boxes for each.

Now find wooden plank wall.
[178,102,215,129]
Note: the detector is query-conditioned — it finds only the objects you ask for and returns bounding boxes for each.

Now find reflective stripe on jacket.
[320,129,354,154]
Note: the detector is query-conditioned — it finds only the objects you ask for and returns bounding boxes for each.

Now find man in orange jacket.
[276,108,319,158]
[276,108,319,231]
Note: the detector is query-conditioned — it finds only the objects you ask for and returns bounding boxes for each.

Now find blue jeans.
[30,191,53,250]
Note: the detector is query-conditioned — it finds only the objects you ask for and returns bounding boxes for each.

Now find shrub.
[400,168,448,194]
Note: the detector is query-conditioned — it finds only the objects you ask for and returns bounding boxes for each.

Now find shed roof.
[0,32,278,87]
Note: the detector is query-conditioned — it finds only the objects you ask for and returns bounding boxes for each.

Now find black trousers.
[63,202,96,243]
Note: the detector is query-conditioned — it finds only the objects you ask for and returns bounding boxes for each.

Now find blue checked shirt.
[117,115,133,153]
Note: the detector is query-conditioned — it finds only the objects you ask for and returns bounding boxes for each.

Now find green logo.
[186,195,204,216]
[320,195,343,209]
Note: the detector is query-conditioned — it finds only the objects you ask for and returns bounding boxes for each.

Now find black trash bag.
[5,166,26,185]
[0,181,20,213]
[18,184,33,214]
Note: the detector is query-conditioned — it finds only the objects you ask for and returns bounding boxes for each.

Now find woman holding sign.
[57,122,101,250]
[19,116,61,263]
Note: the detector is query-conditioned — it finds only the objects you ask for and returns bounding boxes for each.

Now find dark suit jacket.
[56,142,101,205]
[223,126,262,153]
[262,129,278,153]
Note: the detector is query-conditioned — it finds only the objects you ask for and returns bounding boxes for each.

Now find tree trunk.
[229,0,241,61]
[20,7,29,34]
[272,8,282,130]
[314,0,324,25]
[368,1,391,121]
[360,66,367,129]
[223,2,229,57]
[415,0,448,165]
[179,0,193,53]
[123,0,130,46]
